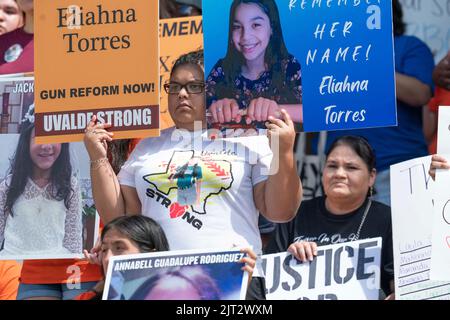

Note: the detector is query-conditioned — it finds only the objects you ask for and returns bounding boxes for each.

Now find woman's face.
[322,145,375,205]
[29,129,62,175]
[168,64,206,130]
[144,276,201,300]
[232,3,272,64]
[0,0,23,35]
[101,228,141,275]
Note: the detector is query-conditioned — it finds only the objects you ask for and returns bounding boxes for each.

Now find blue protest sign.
[203,0,396,132]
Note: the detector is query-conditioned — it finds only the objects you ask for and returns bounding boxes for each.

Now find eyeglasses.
[163,82,205,94]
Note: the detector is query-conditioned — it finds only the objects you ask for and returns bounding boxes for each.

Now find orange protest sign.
[159,16,203,129]
[34,0,159,143]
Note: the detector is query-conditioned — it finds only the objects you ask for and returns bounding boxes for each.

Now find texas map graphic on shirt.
[143,151,234,214]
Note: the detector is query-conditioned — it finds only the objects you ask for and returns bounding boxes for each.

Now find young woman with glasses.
[83,49,302,299]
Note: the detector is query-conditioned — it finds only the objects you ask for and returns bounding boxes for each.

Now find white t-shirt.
[118,127,273,255]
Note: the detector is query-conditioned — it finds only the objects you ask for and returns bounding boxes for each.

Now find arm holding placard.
[432,52,450,90]
[288,241,318,262]
[83,116,141,224]
[428,154,450,180]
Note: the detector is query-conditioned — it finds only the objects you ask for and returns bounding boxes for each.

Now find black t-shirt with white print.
[265,196,394,296]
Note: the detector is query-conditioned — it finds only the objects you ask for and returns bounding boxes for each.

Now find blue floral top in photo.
[206,54,302,110]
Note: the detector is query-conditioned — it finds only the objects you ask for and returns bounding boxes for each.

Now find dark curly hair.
[170,48,204,78]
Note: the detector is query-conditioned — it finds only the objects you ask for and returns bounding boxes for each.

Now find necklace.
[353,199,372,241]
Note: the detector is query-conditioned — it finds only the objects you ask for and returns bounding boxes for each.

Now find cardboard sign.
[262,238,382,300]
[390,156,450,299]
[430,107,450,280]
[0,77,34,134]
[34,0,159,143]
[203,0,396,132]
[103,248,248,300]
[0,135,99,259]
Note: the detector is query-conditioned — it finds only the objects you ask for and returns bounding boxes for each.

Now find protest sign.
[103,248,248,300]
[262,238,381,300]
[0,129,99,259]
[203,0,396,132]
[390,156,450,299]
[437,106,450,153]
[0,77,34,134]
[0,77,99,259]
[159,16,203,130]
[400,0,450,62]
[34,0,159,143]
[429,107,450,280]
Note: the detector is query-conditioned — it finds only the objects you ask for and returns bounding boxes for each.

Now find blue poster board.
[203,0,397,132]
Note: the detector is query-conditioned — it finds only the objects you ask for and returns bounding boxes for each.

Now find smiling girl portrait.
[0,107,83,258]
[204,0,302,130]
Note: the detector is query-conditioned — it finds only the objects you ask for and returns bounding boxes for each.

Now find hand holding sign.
[288,241,318,262]
[266,109,296,156]
[83,115,113,163]
[432,52,450,90]
[428,154,450,180]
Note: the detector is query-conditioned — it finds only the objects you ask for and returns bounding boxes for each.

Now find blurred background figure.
[0,0,23,35]
[0,0,33,73]
[160,0,202,19]
[174,0,202,17]
[424,51,450,154]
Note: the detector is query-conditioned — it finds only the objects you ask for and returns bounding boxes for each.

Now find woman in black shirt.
[266,135,395,299]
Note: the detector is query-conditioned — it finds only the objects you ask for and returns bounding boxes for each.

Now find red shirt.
[428,87,450,154]
[0,28,34,75]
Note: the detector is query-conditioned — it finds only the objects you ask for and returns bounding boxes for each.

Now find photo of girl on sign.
[205,0,302,131]
[0,105,97,260]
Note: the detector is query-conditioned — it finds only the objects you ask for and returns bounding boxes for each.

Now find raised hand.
[83,115,114,161]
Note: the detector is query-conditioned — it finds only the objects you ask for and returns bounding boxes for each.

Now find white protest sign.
[262,238,381,300]
[400,0,450,62]
[103,248,248,300]
[391,156,450,299]
[430,107,450,280]
[437,106,450,153]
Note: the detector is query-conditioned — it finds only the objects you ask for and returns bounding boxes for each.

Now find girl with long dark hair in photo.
[0,108,82,256]
[206,0,302,129]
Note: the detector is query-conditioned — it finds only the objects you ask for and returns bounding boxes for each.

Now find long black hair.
[392,0,405,36]
[5,118,72,216]
[216,0,291,99]
[101,215,170,253]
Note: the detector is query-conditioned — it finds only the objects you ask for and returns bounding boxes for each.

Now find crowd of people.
[0,0,449,300]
